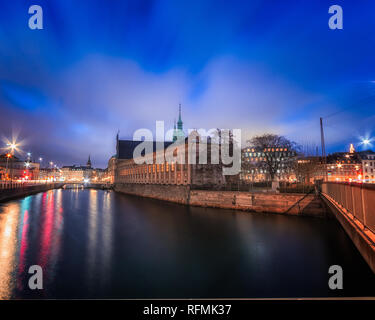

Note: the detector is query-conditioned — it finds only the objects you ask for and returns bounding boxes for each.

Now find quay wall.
[0,183,64,202]
[114,183,327,217]
[115,183,191,205]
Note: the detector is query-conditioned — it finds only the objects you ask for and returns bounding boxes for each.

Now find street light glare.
[7,143,17,150]
[363,139,370,145]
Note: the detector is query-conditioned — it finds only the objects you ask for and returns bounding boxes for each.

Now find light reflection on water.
[0,188,374,299]
[0,203,19,299]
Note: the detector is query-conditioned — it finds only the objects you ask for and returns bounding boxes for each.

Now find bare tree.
[247,134,299,181]
[293,157,321,184]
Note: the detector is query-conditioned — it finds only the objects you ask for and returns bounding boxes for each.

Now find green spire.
[177,103,183,130]
[173,104,184,142]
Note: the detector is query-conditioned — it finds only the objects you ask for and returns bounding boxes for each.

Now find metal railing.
[322,182,375,234]
[0,180,54,190]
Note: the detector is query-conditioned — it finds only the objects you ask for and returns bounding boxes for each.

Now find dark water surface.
[0,189,374,299]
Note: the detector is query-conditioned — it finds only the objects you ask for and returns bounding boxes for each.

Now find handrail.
[322,181,375,235]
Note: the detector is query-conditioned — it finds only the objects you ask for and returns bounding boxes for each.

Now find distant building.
[0,154,39,181]
[112,106,225,188]
[39,167,61,181]
[301,146,374,183]
[325,151,362,182]
[114,135,225,187]
[106,156,116,184]
[60,156,94,182]
[91,168,106,182]
[241,146,297,182]
[360,150,375,183]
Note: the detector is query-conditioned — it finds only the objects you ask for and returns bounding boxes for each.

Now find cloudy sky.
[1,0,375,168]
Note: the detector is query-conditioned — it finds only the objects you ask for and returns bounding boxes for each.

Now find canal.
[0,188,374,299]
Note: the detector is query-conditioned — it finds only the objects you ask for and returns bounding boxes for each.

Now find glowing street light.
[7,142,17,154]
[362,139,371,145]
[359,135,373,148]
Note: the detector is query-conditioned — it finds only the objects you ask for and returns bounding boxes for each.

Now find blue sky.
[0,0,375,167]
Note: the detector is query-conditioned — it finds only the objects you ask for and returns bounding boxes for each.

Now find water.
[0,188,374,299]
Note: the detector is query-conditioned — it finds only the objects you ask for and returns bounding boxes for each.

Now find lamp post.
[6,143,17,182]
[5,153,11,182]
[50,161,54,181]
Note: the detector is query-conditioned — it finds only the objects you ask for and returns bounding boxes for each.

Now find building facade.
[241,146,297,182]
[360,150,375,183]
[114,137,225,187]
[60,156,93,182]
[113,106,226,188]
[0,154,40,181]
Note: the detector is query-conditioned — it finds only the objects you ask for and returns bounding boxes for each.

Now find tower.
[173,104,185,142]
[87,155,92,168]
[177,103,183,130]
[349,143,355,154]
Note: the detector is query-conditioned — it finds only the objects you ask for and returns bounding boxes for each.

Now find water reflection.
[86,190,99,292]
[0,203,20,299]
[17,198,31,291]
[0,189,374,299]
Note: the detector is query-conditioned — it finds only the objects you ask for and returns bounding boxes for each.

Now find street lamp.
[5,143,18,181]
[360,136,373,148]
[7,142,17,155]
[362,139,370,145]
[5,153,12,181]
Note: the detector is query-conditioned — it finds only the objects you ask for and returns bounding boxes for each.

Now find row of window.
[243,152,293,158]
[364,161,374,167]
[120,163,191,176]
[245,148,289,153]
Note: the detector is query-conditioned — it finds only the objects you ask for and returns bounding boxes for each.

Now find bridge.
[0,181,64,202]
[62,182,112,189]
[0,181,112,202]
[321,181,375,273]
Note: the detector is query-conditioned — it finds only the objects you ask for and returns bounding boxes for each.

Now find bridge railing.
[0,180,54,190]
[322,182,375,234]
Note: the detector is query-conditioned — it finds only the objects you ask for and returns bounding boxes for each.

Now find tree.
[247,134,299,181]
[293,156,322,184]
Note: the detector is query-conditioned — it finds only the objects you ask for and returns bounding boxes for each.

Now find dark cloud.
[0,1,374,167]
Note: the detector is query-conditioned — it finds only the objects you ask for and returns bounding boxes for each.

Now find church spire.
[173,104,184,142]
[177,103,183,130]
[87,155,92,168]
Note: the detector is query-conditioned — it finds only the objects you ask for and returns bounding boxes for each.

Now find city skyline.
[1,1,375,168]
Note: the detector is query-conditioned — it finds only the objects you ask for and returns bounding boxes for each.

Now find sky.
[0,0,375,168]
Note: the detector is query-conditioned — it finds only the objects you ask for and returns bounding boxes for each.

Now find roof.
[116,140,173,159]
[327,152,362,164]
[61,165,92,170]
